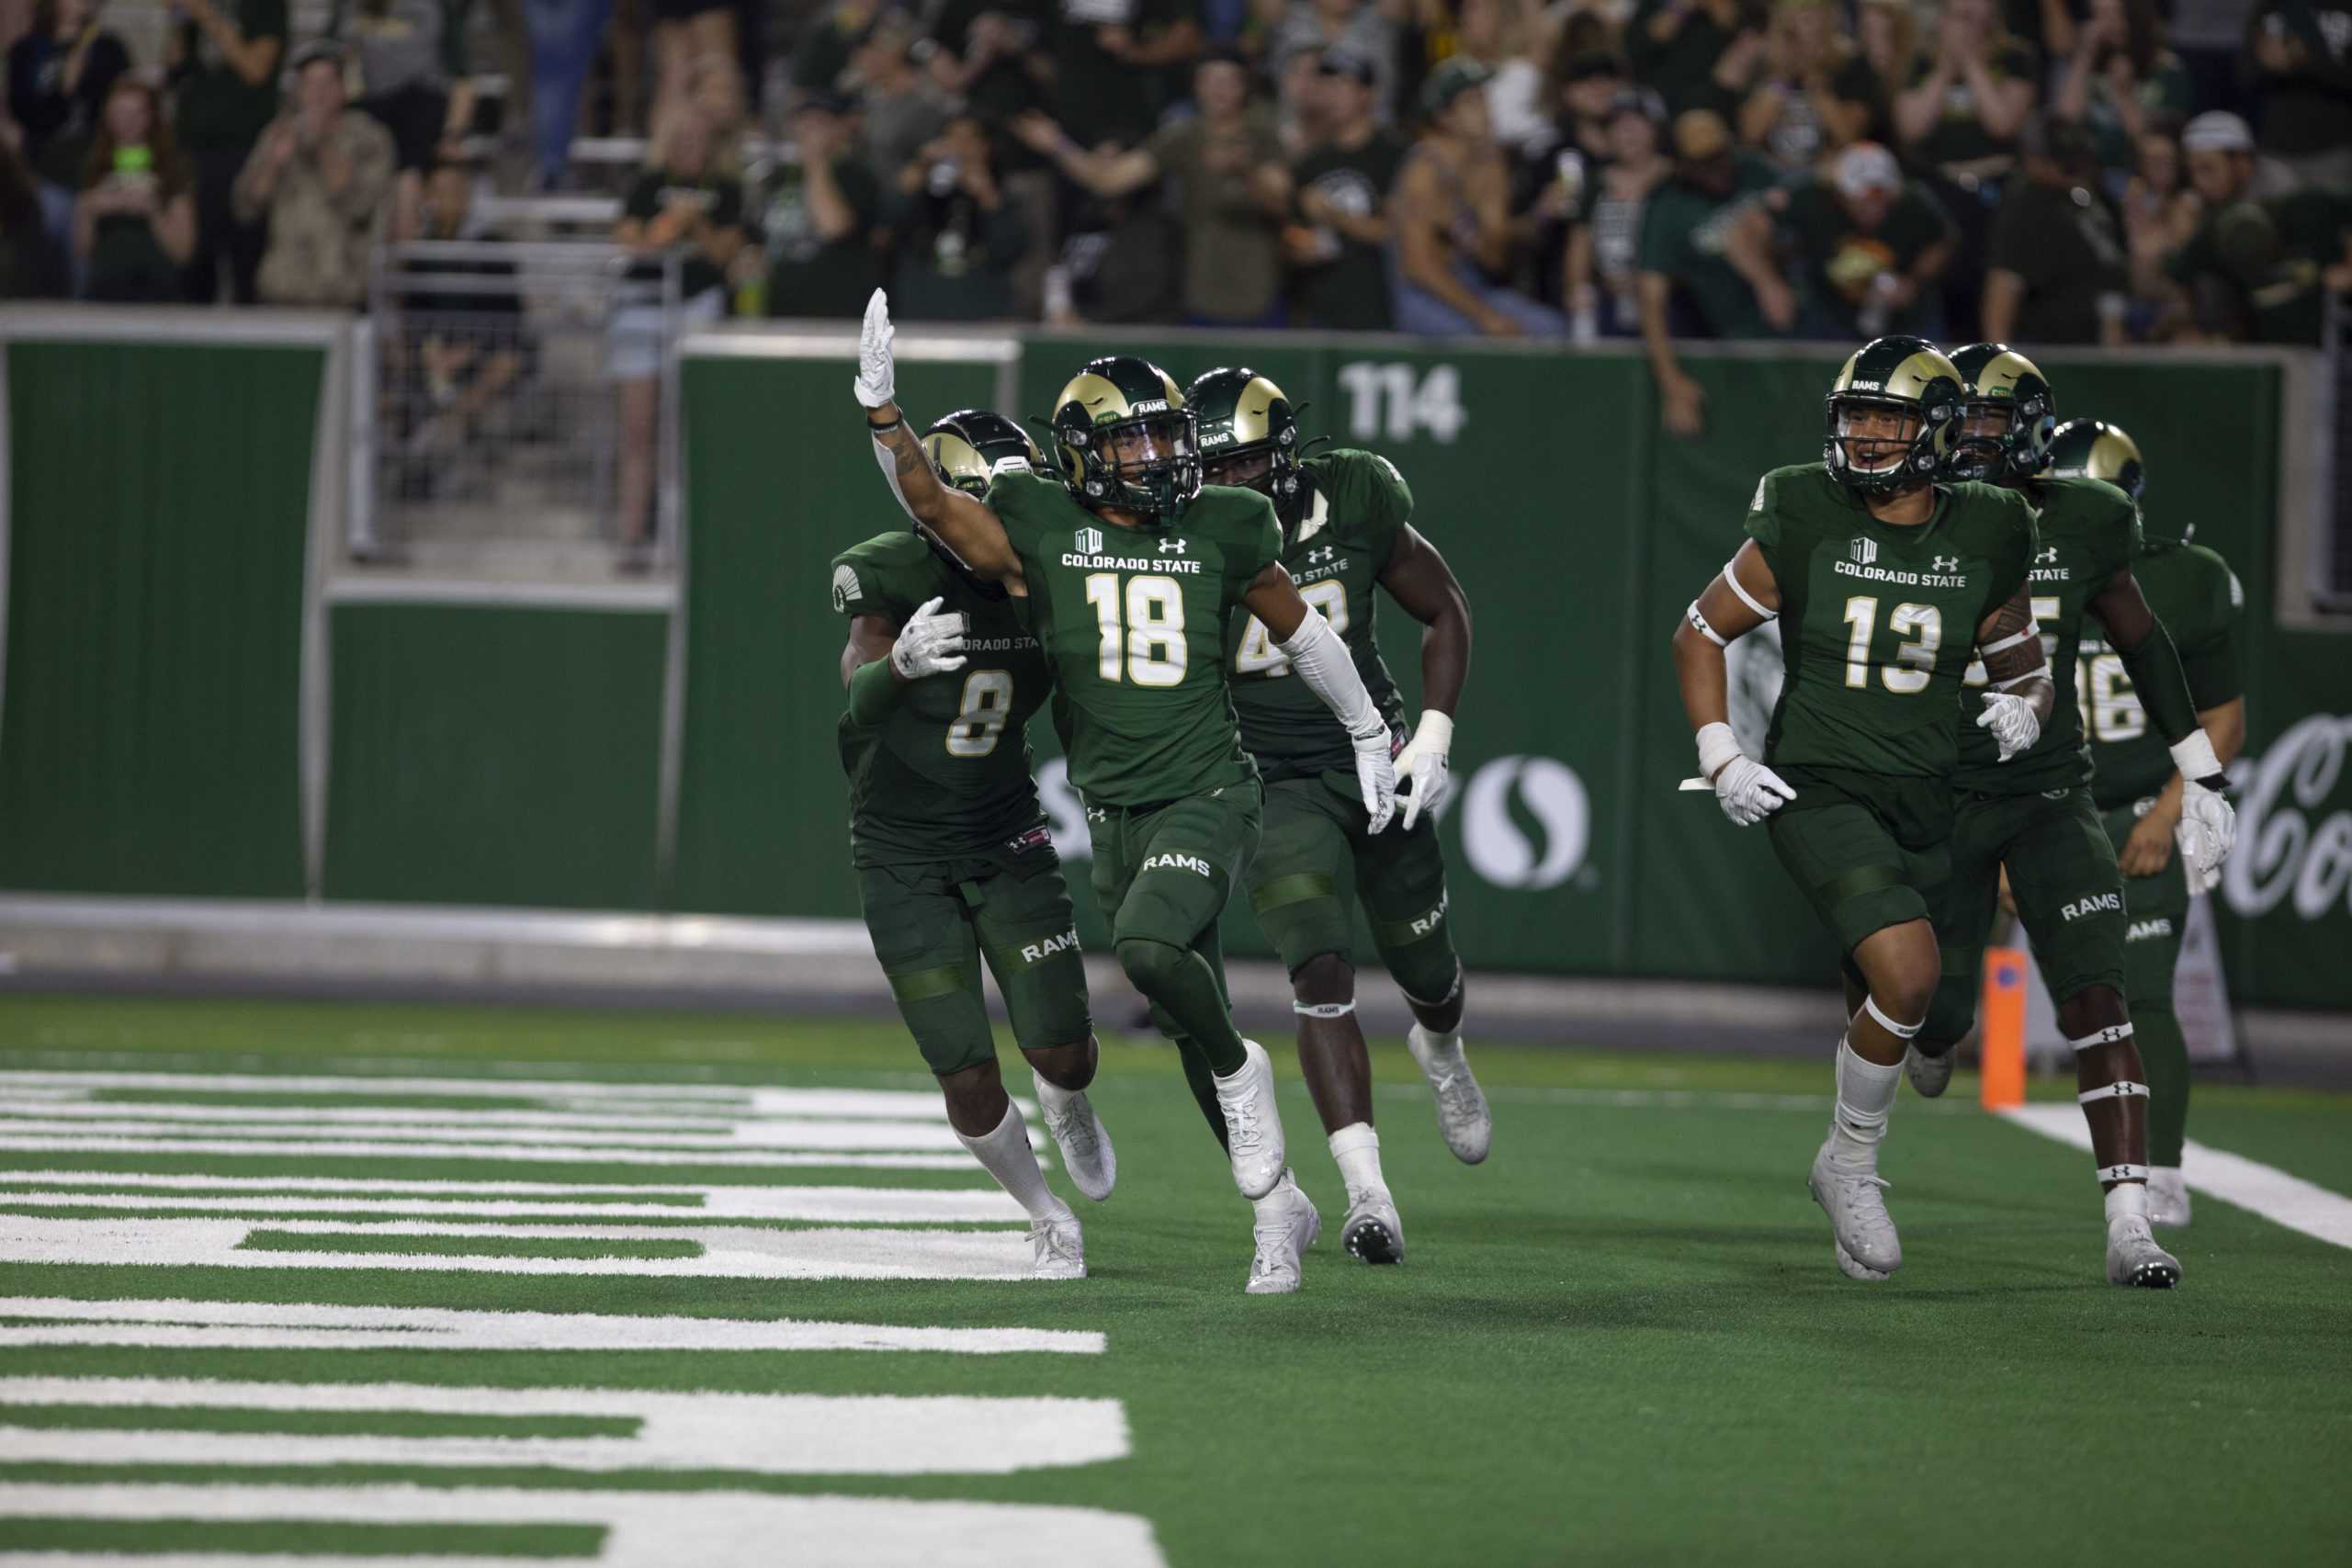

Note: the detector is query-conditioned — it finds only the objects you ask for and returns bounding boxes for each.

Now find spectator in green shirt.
[1892,0,2037,339]
[165,0,287,302]
[2163,107,2352,344]
[889,110,1028,321]
[2244,0,2352,194]
[2050,0,2193,193]
[1625,0,1745,118]
[762,93,883,320]
[1636,107,1790,438]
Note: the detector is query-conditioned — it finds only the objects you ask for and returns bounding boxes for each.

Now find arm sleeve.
[2179,553,2245,709]
[2114,615,2202,743]
[1277,608,1382,738]
[845,654,905,726]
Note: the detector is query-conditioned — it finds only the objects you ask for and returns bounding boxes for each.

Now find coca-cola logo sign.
[2223,715,2352,920]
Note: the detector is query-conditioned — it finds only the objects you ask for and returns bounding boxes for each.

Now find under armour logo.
[1076,526,1103,555]
[1933,555,1960,572]
[2038,546,2059,564]
[1307,546,1336,565]
[1850,536,1878,566]
[1157,537,1188,556]
[1084,807,1107,822]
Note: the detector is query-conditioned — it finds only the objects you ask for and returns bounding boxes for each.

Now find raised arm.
[1378,524,1472,829]
[1242,562,1398,833]
[851,290,1023,589]
[1672,539,1792,824]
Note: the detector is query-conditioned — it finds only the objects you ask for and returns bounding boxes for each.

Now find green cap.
[1420,58,1491,120]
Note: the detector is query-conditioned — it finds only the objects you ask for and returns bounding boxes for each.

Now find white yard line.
[0,1138,985,1169]
[0,1298,1103,1354]
[0,1073,1022,1122]
[0,1483,1167,1567]
[0,1215,1042,1280]
[1999,1105,2352,1251]
[0,1379,1128,1475]
[0,1186,1023,1224]
[0,1117,995,1152]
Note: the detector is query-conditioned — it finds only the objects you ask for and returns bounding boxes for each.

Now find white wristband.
[1407,709,1453,756]
[2170,729,2223,785]
[1696,721,1743,781]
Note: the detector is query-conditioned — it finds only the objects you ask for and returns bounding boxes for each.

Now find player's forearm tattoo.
[1977,592,2044,687]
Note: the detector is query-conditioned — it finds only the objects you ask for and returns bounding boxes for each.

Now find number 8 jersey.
[831,530,1055,868]
[1747,463,2039,778]
[988,469,1283,808]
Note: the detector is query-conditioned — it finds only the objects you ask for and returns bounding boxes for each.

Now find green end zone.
[0,993,2346,1568]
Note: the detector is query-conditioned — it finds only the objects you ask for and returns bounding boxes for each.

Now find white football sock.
[2105,1180,2150,1226]
[1828,1036,1902,1168]
[1412,1023,1464,1055]
[956,1102,1070,1223]
[1328,1122,1385,1197]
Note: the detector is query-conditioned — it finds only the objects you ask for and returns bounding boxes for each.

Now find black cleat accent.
[2125,1260,2181,1289]
[1344,1217,1403,1266]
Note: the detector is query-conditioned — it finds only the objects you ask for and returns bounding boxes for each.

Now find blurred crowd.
[0,0,2346,367]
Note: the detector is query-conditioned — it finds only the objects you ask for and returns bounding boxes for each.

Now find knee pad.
[1114,936,1189,997]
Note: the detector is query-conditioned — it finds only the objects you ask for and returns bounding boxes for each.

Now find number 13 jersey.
[1746,464,2039,779]
[989,470,1283,808]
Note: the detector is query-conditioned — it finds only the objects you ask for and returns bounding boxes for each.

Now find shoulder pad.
[831,531,941,617]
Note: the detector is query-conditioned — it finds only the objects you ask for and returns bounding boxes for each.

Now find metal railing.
[354,240,683,575]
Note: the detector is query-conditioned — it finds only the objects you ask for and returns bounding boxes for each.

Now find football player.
[831,408,1114,1280]
[1907,347,2237,1288]
[1186,366,1484,1269]
[1671,336,2051,1284]
[2064,421,2245,1228]
[850,291,1400,1294]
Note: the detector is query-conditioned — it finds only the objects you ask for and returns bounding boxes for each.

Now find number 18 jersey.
[1746,464,2038,779]
[989,470,1283,808]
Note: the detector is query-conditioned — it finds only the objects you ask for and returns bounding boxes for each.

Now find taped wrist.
[2169,728,2227,791]
[846,656,903,726]
[1279,608,1381,739]
[1405,708,1454,758]
[1695,721,1743,782]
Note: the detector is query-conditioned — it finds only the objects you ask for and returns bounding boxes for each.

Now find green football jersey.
[987,470,1283,807]
[830,530,1054,867]
[1746,463,2038,778]
[2081,538,2244,811]
[1225,449,1411,784]
[1951,475,2142,794]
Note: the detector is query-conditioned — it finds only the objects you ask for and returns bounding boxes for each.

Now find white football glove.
[1394,710,1454,831]
[1351,720,1399,837]
[853,288,896,410]
[1697,721,1794,827]
[2169,731,2235,895]
[888,596,967,680]
[1976,691,2041,761]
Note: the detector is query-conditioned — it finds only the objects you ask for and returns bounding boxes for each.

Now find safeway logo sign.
[1458,755,1590,891]
[2224,714,2352,919]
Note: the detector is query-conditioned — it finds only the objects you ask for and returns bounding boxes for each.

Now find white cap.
[1834,141,1901,197]
[2181,111,2255,152]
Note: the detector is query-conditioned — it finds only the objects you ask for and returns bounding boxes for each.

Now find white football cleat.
[1407,1024,1491,1164]
[2107,1213,2181,1289]
[1033,1070,1116,1202]
[1808,1140,1902,1281]
[1027,1212,1085,1280]
[1245,1168,1320,1294]
[1215,1039,1286,1200]
[1340,1186,1404,1266]
[2147,1167,2192,1228]
[1904,1043,1954,1100]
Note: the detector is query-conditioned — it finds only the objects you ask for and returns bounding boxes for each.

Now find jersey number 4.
[1235,581,1349,677]
[1085,572,1186,686]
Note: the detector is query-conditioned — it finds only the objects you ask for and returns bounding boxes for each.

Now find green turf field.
[0,993,2346,1566]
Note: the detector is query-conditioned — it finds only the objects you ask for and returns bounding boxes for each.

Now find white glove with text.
[1697,721,1795,828]
[1394,710,1454,831]
[1976,691,2041,761]
[854,288,896,410]
[888,596,967,680]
